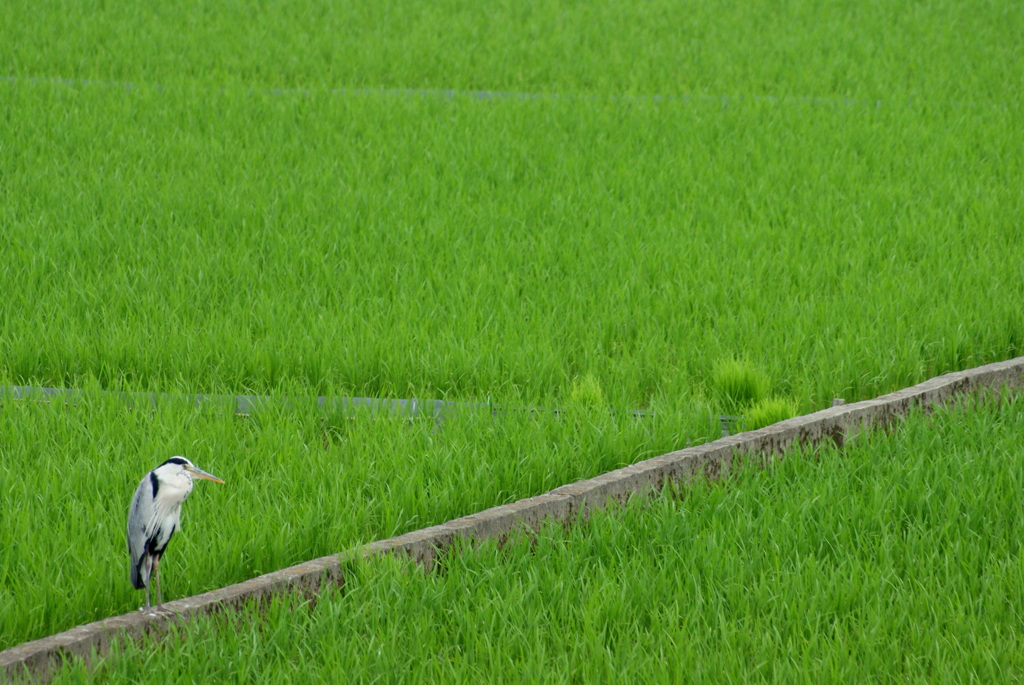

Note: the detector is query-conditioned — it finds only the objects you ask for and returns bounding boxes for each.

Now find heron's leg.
[143,553,152,612]
[154,555,163,610]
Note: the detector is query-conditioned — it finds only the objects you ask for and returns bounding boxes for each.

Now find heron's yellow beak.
[187,465,225,484]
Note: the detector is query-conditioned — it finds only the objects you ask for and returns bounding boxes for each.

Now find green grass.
[0,386,715,650]
[1,0,1021,101]
[744,395,800,431]
[2,79,1022,412]
[1,2,1022,411]
[711,358,772,409]
[42,395,1024,683]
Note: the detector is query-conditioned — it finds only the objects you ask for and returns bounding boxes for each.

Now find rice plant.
[742,395,800,430]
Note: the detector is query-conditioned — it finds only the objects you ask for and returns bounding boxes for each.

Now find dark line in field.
[2,74,1011,111]
[0,383,484,420]
[0,384,747,437]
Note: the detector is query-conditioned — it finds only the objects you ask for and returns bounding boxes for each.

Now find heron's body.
[126,457,223,612]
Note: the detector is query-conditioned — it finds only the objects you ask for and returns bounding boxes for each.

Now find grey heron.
[127,456,224,613]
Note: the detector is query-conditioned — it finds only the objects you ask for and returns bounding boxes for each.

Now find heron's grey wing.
[127,476,158,588]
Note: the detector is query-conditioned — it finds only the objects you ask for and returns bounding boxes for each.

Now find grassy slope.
[49,396,1024,682]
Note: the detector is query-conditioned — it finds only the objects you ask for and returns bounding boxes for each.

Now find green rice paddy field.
[2,0,1023,667]
[1,0,1022,409]
[48,398,1024,682]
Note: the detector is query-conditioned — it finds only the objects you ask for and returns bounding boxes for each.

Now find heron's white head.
[157,456,225,485]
